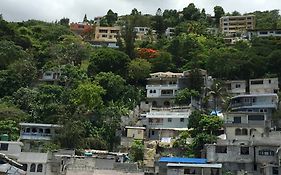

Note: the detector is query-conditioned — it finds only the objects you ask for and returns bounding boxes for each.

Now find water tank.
[0,134,9,141]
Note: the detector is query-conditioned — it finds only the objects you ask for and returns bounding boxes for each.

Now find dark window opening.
[37,164,43,172]
[30,163,36,172]
[0,143,8,151]
[215,146,227,153]
[240,146,249,155]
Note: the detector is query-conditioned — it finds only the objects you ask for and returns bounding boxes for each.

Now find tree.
[0,40,29,69]
[174,88,199,105]
[149,51,175,72]
[0,120,19,141]
[182,3,201,21]
[214,6,225,26]
[88,48,130,77]
[198,115,223,135]
[72,82,105,111]
[152,8,166,38]
[94,72,126,102]
[130,140,144,162]
[190,133,217,157]
[59,18,70,26]
[128,58,151,84]
[105,10,118,26]
[83,14,88,23]
[205,81,227,112]
[121,20,136,58]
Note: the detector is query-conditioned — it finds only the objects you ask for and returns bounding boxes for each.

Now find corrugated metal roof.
[167,163,222,168]
[159,157,207,164]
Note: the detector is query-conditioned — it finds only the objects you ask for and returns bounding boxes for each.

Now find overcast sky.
[1,0,280,22]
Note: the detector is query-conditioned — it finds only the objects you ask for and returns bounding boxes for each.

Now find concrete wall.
[249,78,279,94]
[0,141,22,159]
[148,117,188,129]
[127,129,144,140]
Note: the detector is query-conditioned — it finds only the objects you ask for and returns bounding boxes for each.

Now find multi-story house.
[224,80,247,96]
[69,22,93,36]
[146,72,183,108]
[249,78,279,94]
[143,106,191,140]
[205,92,279,175]
[0,140,23,159]
[245,29,281,40]
[93,26,121,43]
[134,27,150,40]
[220,15,255,37]
[19,123,61,152]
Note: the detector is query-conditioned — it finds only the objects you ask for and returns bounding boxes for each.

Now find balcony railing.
[146,84,178,88]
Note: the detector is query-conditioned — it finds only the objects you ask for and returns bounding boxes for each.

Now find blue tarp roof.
[159,157,207,164]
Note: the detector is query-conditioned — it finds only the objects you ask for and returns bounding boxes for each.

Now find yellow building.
[125,126,145,140]
[220,15,255,36]
[93,26,121,42]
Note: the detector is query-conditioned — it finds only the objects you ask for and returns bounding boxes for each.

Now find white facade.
[224,80,247,95]
[220,15,255,36]
[230,94,278,111]
[246,29,281,40]
[249,78,279,94]
[41,70,61,81]
[165,27,175,38]
[0,141,23,159]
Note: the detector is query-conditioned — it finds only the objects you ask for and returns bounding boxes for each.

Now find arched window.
[149,90,153,93]
[235,128,241,135]
[242,128,248,135]
[30,163,36,172]
[31,128,37,133]
[22,164,27,171]
[37,164,43,172]
[45,129,50,134]
[164,101,170,107]
[26,128,30,133]
[250,128,257,135]
[39,128,43,133]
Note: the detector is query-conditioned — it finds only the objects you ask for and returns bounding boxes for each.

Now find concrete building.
[93,26,121,43]
[245,29,281,40]
[157,157,222,175]
[249,78,279,94]
[134,27,150,40]
[165,28,175,38]
[206,138,281,175]
[39,69,61,83]
[220,15,255,37]
[146,72,183,108]
[70,22,93,36]
[19,123,61,152]
[142,106,191,140]
[0,141,23,159]
[224,80,247,95]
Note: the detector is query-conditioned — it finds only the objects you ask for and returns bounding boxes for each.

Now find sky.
[0,0,280,22]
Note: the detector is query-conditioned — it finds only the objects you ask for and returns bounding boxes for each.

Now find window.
[149,119,153,123]
[251,80,263,84]
[250,128,257,135]
[273,167,279,175]
[26,128,30,133]
[101,34,107,38]
[22,164,27,171]
[45,129,51,134]
[235,128,241,135]
[269,79,271,84]
[37,164,43,172]
[259,31,268,35]
[30,163,36,172]
[184,168,190,174]
[0,143,8,151]
[240,146,249,155]
[99,29,108,33]
[242,128,248,135]
[32,128,37,133]
[180,118,184,122]
[235,84,241,88]
[248,115,264,121]
[233,117,241,123]
[151,131,155,135]
[39,128,43,133]
[149,90,153,93]
[259,149,275,156]
[215,146,227,153]
[168,118,172,122]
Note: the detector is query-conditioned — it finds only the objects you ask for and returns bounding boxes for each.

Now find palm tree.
[204,81,228,114]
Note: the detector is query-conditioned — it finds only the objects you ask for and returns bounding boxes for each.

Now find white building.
[20,123,61,152]
[249,78,279,94]
[224,80,247,95]
[245,29,281,40]
[0,141,23,159]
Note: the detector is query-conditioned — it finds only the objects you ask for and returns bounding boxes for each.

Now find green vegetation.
[0,4,281,154]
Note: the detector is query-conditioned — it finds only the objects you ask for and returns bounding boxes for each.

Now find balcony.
[146,84,178,89]
[20,132,53,141]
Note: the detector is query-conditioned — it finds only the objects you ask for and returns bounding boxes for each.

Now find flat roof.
[159,157,207,164]
[167,163,222,168]
[231,93,277,99]
[125,126,146,130]
[19,123,61,128]
[18,152,48,163]
[150,128,190,131]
